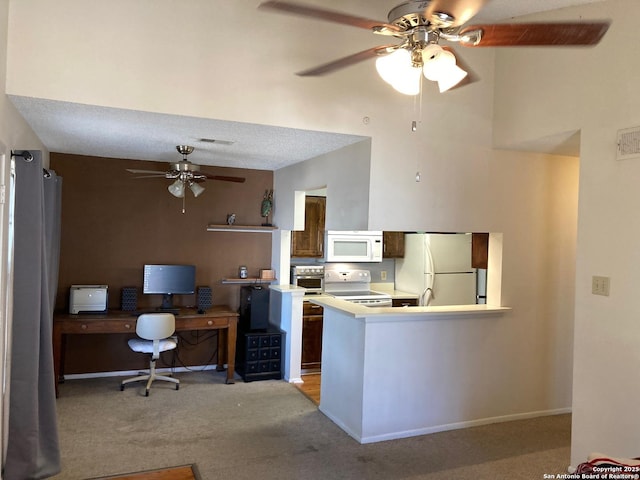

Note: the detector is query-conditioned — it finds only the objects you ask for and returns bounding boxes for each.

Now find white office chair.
[120,313,180,396]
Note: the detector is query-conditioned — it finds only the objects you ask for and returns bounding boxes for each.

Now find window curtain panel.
[4,154,61,479]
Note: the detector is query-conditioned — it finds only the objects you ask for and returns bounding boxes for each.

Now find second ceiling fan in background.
[127,145,246,213]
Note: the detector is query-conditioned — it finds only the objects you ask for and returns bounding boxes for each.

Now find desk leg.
[216,327,226,373]
[225,318,237,384]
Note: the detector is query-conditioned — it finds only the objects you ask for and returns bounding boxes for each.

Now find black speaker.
[121,286,138,311]
[197,286,213,312]
[239,286,270,331]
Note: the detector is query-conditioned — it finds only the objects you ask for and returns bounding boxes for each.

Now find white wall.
[5,0,496,232]
[1,0,45,158]
[6,0,582,455]
[274,140,371,231]
[492,0,640,466]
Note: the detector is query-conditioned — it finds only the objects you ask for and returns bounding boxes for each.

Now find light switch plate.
[592,276,610,296]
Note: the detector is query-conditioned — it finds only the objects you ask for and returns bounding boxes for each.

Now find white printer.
[69,285,108,314]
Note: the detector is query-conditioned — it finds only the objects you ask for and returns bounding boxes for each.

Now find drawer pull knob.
[125,324,131,329]
[207,320,213,326]
[81,324,87,329]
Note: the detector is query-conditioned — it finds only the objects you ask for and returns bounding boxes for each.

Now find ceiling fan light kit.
[376,42,468,95]
[259,0,610,96]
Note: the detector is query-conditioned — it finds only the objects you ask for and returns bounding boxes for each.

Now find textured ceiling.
[12,0,604,169]
[9,96,366,170]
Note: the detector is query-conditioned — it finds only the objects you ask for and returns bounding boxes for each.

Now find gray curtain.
[4,153,61,479]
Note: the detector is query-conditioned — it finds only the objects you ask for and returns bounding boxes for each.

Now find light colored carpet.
[51,371,571,479]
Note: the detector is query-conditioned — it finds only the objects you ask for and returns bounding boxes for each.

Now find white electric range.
[324,269,392,307]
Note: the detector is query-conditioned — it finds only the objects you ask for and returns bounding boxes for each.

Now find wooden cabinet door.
[383,231,405,258]
[472,233,489,269]
[301,302,323,370]
[291,196,326,257]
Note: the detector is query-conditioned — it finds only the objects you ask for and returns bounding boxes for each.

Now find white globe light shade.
[436,64,468,92]
[375,49,421,96]
[421,44,467,91]
[422,45,454,81]
[189,182,205,197]
[376,49,411,86]
[390,65,421,95]
[168,179,185,198]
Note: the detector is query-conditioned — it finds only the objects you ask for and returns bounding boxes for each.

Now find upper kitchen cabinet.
[383,231,405,258]
[291,196,326,258]
[471,233,489,269]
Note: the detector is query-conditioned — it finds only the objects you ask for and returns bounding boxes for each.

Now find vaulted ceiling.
[10,0,604,169]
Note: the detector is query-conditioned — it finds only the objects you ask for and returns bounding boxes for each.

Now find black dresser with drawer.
[235,329,282,382]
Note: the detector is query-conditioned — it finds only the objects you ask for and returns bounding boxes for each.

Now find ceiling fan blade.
[258,1,402,33]
[422,0,490,27]
[203,174,246,183]
[130,175,170,179]
[459,21,610,47]
[297,45,396,77]
[126,168,168,175]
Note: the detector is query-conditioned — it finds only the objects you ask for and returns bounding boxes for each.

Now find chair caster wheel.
[145,390,149,397]
[120,384,125,391]
[176,384,180,391]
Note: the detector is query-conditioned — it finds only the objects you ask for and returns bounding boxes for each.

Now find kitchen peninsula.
[308,296,510,444]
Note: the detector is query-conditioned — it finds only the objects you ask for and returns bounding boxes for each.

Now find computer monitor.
[143,264,196,310]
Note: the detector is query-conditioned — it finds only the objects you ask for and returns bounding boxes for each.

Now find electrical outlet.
[592,276,610,296]
[381,271,387,281]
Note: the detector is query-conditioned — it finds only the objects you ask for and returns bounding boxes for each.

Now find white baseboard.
[320,406,572,444]
[63,364,224,380]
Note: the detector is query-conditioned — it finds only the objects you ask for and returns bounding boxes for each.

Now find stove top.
[323,269,392,306]
[329,290,390,299]
[327,290,392,307]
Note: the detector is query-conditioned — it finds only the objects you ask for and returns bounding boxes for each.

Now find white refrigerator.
[395,233,477,306]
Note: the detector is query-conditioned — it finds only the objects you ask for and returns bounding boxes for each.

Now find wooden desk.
[53,305,238,396]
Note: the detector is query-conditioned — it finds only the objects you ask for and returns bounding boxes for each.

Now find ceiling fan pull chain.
[411,76,424,132]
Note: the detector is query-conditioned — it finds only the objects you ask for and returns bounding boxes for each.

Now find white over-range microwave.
[325,231,383,263]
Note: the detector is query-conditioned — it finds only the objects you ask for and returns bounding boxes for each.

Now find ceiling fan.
[258,0,610,94]
[127,145,246,213]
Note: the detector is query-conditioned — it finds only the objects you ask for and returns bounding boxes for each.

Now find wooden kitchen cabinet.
[383,231,405,258]
[291,196,325,258]
[301,302,323,371]
[472,233,489,269]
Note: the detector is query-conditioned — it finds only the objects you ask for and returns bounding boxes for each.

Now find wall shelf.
[221,278,277,285]
[207,224,277,233]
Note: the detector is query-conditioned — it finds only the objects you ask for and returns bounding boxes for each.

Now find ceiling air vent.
[616,127,640,161]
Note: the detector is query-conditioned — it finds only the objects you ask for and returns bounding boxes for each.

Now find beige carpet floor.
[51,370,572,479]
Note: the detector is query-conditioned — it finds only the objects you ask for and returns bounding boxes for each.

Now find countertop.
[369,283,418,299]
[270,284,508,319]
[307,295,509,320]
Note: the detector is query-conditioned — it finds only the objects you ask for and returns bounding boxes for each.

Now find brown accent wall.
[51,153,274,374]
